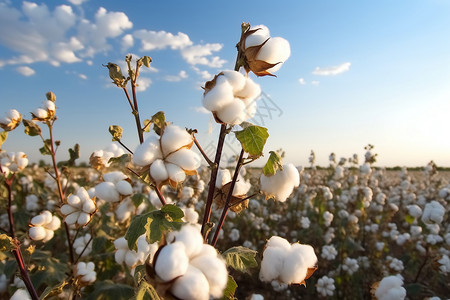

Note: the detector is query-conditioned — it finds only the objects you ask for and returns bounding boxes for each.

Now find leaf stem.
[210,148,245,247]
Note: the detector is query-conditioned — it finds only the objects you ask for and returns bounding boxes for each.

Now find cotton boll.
[125,251,139,267]
[281,243,317,284]
[375,275,406,300]
[260,164,300,202]
[30,214,46,226]
[221,70,246,92]
[65,211,80,225]
[33,108,48,119]
[233,178,251,196]
[203,76,234,112]
[160,124,194,156]
[133,136,162,166]
[266,236,291,251]
[115,198,134,223]
[67,195,82,208]
[103,171,127,183]
[244,25,271,48]
[166,163,186,183]
[150,159,169,183]
[166,148,201,171]
[43,229,54,242]
[29,226,46,240]
[216,169,231,189]
[216,100,247,125]
[77,213,90,226]
[256,37,291,73]
[170,265,210,300]
[95,182,120,202]
[235,77,261,101]
[60,204,77,215]
[167,224,204,258]
[116,180,133,196]
[190,255,228,298]
[82,200,96,214]
[259,246,286,282]
[182,207,199,224]
[155,242,189,282]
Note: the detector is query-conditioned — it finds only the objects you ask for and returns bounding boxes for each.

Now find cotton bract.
[29,210,61,242]
[60,187,96,227]
[260,164,300,202]
[203,71,261,125]
[0,109,21,131]
[152,224,228,299]
[259,236,317,285]
[132,124,201,187]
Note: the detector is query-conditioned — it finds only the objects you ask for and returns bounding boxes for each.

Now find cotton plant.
[28,210,61,242]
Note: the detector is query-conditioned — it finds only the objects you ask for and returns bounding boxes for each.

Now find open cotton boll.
[160,124,194,156]
[150,159,169,183]
[190,254,228,298]
[155,242,190,282]
[375,275,406,300]
[166,163,186,183]
[170,265,210,300]
[115,198,134,223]
[103,171,128,183]
[221,70,246,92]
[33,108,48,119]
[256,37,291,73]
[166,224,204,259]
[259,246,286,282]
[166,148,201,171]
[216,100,247,125]
[132,136,162,167]
[202,76,234,112]
[116,180,133,196]
[233,176,251,196]
[60,204,77,215]
[29,226,46,240]
[421,201,445,224]
[281,244,317,284]
[216,169,232,189]
[67,195,82,208]
[244,25,271,48]
[234,77,261,101]
[95,182,120,202]
[266,236,292,251]
[260,164,300,202]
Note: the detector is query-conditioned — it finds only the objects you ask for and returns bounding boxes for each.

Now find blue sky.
[1,0,450,167]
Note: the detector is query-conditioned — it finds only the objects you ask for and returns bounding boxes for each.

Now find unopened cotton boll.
[170,265,210,300]
[260,164,300,202]
[154,242,190,282]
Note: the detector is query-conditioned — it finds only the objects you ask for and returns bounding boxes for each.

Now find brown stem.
[5,176,16,237]
[192,133,215,167]
[201,124,227,238]
[12,247,39,300]
[414,246,429,283]
[122,88,144,144]
[210,149,245,247]
[126,167,167,206]
[118,140,134,154]
[228,192,258,209]
[74,234,94,265]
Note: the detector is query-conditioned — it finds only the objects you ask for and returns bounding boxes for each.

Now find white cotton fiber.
[116,180,133,196]
[190,254,228,298]
[216,100,247,125]
[166,148,201,171]
[103,171,128,183]
[132,136,162,167]
[375,275,406,300]
[95,182,120,202]
[67,195,81,207]
[64,212,80,225]
[154,242,189,282]
[29,226,46,241]
[244,25,270,48]
[260,164,300,202]
[60,204,77,215]
[202,77,234,112]
[266,236,291,251]
[168,224,204,259]
[259,246,286,282]
[221,71,246,92]
[234,77,261,101]
[256,37,291,69]
[166,163,186,183]
[150,159,169,183]
[216,169,231,189]
[160,124,193,156]
[170,265,210,300]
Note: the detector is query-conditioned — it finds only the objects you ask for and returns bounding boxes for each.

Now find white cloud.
[181,43,226,67]
[122,34,134,52]
[164,70,188,82]
[312,62,351,76]
[78,73,87,80]
[67,0,89,5]
[298,78,306,85]
[311,80,320,86]
[134,29,192,51]
[16,66,35,76]
[192,67,212,80]
[136,77,152,92]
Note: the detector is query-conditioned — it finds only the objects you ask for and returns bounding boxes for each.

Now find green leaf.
[31,250,70,289]
[234,125,269,158]
[143,119,151,132]
[0,234,14,252]
[39,139,52,156]
[132,193,147,207]
[0,131,8,149]
[220,275,238,300]
[161,204,184,220]
[150,111,166,136]
[23,119,42,136]
[125,207,184,250]
[39,280,68,300]
[222,246,258,274]
[109,125,123,141]
[135,281,161,300]
[140,56,153,68]
[86,280,134,300]
[263,151,283,176]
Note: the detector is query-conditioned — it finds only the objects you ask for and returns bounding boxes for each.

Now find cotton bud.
[0,109,21,131]
[105,62,127,88]
[239,24,291,76]
[60,187,96,227]
[75,261,96,284]
[29,210,61,242]
[260,164,300,202]
[202,71,261,125]
[259,236,317,285]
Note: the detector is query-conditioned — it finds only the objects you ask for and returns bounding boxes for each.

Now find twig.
[192,132,215,168]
